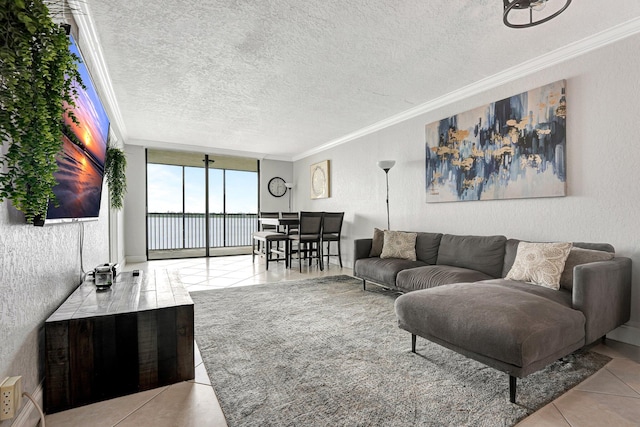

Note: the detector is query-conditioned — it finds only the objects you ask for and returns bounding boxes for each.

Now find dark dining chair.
[322,212,344,267]
[288,211,324,272]
[280,211,299,235]
[259,212,280,231]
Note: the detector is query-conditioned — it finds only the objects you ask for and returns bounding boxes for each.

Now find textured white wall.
[109,205,126,265]
[0,192,109,426]
[108,133,127,266]
[293,33,640,346]
[260,159,294,213]
[124,145,147,262]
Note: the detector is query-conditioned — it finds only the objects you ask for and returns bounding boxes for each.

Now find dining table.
[258,217,299,234]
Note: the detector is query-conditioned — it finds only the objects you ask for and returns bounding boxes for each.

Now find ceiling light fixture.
[503,0,572,29]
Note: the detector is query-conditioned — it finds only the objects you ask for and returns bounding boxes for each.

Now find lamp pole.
[384,170,390,230]
[377,160,395,230]
[285,182,294,212]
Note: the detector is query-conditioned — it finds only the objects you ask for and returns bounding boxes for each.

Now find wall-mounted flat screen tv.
[35,34,110,226]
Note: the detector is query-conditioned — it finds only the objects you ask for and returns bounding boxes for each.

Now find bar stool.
[322,212,344,267]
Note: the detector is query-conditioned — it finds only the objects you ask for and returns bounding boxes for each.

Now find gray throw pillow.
[380,231,417,261]
[369,228,385,257]
[560,247,614,290]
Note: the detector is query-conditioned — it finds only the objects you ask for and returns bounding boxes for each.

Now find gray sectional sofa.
[353,232,632,402]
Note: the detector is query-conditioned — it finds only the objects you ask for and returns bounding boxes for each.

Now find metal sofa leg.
[362,279,366,291]
[509,375,517,403]
[412,334,416,353]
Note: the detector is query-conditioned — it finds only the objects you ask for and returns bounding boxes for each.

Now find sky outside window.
[226,170,258,213]
[147,163,257,214]
[147,164,182,213]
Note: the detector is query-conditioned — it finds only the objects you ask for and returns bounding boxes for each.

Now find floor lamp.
[377,160,395,230]
[285,182,294,212]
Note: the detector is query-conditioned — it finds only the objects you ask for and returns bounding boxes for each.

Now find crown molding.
[71,2,128,143]
[292,16,640,162]
[126,138,293,162]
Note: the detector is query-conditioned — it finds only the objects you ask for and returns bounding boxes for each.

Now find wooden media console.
[45,270,194,413]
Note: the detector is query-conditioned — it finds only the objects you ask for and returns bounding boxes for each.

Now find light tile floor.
[44,255,640,426]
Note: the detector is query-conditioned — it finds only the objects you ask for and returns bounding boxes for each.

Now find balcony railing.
[147,212,258,250]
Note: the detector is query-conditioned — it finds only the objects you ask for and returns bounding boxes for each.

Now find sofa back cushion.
[436,234,506,278]
[502,239,521,277]
[559,247,615,291]
[502,239,615,279]
[415,232,443,264]
[369,228,385,257]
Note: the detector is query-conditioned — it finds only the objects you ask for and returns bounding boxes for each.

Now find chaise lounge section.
[353,232,632,402]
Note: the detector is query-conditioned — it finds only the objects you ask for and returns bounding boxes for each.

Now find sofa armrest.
[572,257,632,345]
[354,238,373,262]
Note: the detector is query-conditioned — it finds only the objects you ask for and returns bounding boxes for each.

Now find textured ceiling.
[85,0,640,160]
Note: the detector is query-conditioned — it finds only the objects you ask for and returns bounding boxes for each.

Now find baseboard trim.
[13,381,43,427]
[126,255,147,264]
[607,322,640,347]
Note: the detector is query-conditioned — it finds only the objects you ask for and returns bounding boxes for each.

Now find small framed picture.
[310,160,330,199]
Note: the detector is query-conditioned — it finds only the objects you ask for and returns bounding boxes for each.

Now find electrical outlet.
[0,376,22,420]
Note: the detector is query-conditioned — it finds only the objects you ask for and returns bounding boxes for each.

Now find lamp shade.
[377,160,396,171]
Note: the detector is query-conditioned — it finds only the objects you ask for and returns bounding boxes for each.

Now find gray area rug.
[191,275,610,426]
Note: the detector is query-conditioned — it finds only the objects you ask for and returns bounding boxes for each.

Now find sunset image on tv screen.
[44,35,110,222]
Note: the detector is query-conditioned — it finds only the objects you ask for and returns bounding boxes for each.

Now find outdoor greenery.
[105,145,127,210]
[0,0,83,223]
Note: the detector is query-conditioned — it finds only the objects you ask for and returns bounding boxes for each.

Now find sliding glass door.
[146,150,258,259]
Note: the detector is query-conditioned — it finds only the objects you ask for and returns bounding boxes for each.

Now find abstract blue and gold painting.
[425,80,566,202]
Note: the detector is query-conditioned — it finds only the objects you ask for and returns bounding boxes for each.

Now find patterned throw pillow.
[506,241,573,290]
[380,231,417,261]
[559,247,614,291]
[369,228,385,257]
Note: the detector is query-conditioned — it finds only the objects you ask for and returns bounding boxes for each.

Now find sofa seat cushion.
[354,258,427,287]
[395,281,585,368]
[396,265,493,292]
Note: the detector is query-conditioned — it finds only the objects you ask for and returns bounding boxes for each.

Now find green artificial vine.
[105,145,127,210]
[0,0,83,223]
